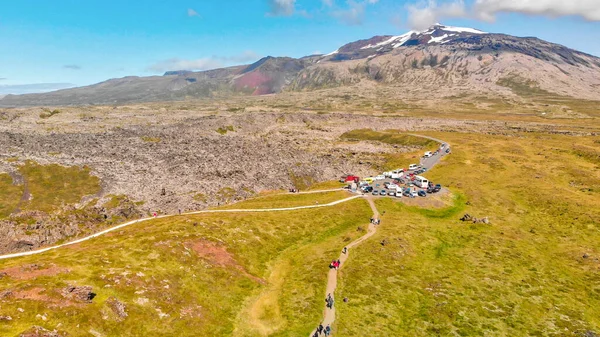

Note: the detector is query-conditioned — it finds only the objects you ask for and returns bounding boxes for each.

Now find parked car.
[427,187,434,194]
[388,183,398,190]
[380,190,387,196]
[387,190,396,196]
[418,190,427,197]
[403,190,412,198]
[424,151,432,158]
[372,190,379,195]
[434,184,442,192]
[409,164,419,171]
[365,186,374,193]
[445,148,451,154]
[411,190,418,198]
[375,175,386,181]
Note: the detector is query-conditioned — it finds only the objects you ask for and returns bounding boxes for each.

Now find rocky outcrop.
[106,297,128,320]
[61,285,96,303]
[19,326,67,337]
[460,214,490,224]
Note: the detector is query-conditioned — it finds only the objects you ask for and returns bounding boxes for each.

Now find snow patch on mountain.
[360,31,416,50]
[359,24,488,50]
[428,34,451,44]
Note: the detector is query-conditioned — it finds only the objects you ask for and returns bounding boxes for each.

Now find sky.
[0,0,599,94]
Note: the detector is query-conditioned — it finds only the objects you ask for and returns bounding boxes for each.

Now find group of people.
[312,323,332,337]
[370,217,381,225]
[326,293,335,309]
[329,259,341,270]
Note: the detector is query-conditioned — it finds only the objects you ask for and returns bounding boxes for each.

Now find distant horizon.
[0,0,599,94]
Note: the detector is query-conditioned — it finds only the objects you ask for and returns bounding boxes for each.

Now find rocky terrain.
[1,24,599,107]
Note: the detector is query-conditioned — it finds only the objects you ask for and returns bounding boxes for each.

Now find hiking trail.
[310,197,379,336]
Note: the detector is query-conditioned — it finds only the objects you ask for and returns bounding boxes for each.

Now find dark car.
[380,190,387,196]
[403,190,412,198]
[418,190,427,197]
[365,186,374,193]
[433,184,442,192]
[427,187,434,194]
[446,148,451,154]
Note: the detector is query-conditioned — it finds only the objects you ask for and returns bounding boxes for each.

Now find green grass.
[219,190,351,210]
[18,161,101,213]
[0,173,24,218]
[306,180,346,191]
[140,136,161,143]
[39,108,62,119]
[217,125,235,135]
[335,131,600,336]
[0,198,372,337]
[341,129,438,148]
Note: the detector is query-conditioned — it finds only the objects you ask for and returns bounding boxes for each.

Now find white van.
[375,175,386,181]
[414,175,429,189]
[409,164,419,171]
[424,151,432,158]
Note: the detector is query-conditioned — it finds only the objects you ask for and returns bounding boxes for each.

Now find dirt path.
[0,195,362,261]
[310,197,379,336]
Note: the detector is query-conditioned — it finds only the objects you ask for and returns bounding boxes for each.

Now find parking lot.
[343,143,450,199]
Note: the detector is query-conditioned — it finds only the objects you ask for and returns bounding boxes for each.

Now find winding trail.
[310,197,379,336]
[310,133,449,336]
[0,195,361,261]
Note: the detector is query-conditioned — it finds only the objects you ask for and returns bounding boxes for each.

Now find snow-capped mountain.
[2,24,599,106]
[325,24,489,61]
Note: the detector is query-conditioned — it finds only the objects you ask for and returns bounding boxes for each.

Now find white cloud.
[323,0,335,6]
[187,8,200,17]
[405,0,600,30]
[406,0,467,31]
[148,58,223,73]
[331,0,381,25]
[147,51,261,73]
[267,0,296,16]
[474,0,600,22]
[333,1,367,25]
[0,83,75,95]
[63,64,82,70]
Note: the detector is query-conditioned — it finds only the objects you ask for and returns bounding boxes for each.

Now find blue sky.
[0,0,599,93]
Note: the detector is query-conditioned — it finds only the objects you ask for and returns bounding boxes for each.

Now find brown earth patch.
[0,264,69,280]
[11,287,86,308]
[186,239,265,284]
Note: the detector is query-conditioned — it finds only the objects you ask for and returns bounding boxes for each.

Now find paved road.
[409,134,449,171]
[0,195,361,261]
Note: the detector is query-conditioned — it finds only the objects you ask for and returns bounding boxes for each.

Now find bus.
[414,175,429,189]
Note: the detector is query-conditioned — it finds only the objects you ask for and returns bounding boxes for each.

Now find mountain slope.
[1,24,599,106]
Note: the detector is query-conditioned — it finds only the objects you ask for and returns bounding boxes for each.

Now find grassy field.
[18,161,101,213]
[0,173,23,218]
[0,198,372,337]
[219,190,351,210]
[336,131,600,336]
[341,129,438,148]
[0,162,100,219]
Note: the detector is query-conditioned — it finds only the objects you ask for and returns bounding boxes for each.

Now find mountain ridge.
[1,24,599,106]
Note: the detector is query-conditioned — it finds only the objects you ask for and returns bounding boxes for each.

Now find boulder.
[61,285,96,303]
[460,214,472,221]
